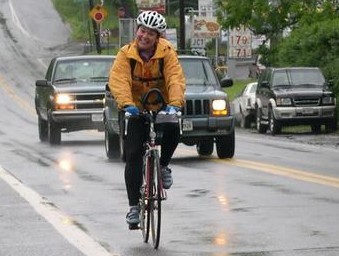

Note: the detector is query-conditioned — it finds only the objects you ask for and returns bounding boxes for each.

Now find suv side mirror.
[35,80,49,87]
[327,80,334,87]
[260,81,270,88]
[220,77,233,88]
[105,83,112,98]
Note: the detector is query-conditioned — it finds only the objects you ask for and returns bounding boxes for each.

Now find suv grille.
[293,97,320,107]
[75,93,104,109]
[184,99,210,116]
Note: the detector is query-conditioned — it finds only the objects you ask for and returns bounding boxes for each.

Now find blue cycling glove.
[165,105,181,114]
[124,105,139,116]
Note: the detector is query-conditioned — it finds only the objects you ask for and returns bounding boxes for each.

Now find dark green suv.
[255,67,337,135]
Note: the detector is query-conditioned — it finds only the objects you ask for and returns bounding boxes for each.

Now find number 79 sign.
[228,26,252,59]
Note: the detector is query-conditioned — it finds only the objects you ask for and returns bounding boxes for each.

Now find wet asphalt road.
[1,0,339,255]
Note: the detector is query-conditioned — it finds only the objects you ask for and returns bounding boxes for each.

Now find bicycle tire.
[150,150,162,249]
[140,153,152,243]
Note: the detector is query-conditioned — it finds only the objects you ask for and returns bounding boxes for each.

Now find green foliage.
[52,0,118,40]
[216,0,338,64]
[51,0,84,39]
[112,0,138,18]
[52,0,181,41]
[276,18,339,90]
[216,0,304,39]
[216,0,339,100]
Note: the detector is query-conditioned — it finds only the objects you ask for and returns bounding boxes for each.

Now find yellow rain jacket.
[109,38,186,110]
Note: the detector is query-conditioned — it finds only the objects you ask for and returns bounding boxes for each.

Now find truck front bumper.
[273,105,336,120]
[181,115,235,138]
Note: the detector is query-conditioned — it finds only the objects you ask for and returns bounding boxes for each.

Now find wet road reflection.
[57,154,74,191]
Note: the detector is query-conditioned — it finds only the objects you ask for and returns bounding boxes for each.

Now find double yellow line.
[216,158,339,189]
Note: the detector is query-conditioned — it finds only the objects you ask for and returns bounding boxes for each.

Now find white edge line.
[37,58,48,69]
[9,0,30,37]
[0,166,118,256]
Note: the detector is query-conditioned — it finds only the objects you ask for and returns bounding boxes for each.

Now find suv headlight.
[322,96,335,105]
[276,97,292,106]
[212,99,227,115]
[55,94,75,109]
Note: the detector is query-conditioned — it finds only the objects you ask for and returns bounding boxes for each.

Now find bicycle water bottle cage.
[141,88,165,112]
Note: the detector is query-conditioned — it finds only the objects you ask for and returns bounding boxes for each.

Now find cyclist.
[108,10,186,228]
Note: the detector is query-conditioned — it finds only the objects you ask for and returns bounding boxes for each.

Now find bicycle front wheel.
[140,154,152,243]
[150,150,162,249]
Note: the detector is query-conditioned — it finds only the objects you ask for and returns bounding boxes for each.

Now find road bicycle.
[124,88,182,248]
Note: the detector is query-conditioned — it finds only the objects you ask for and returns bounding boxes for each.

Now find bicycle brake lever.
[177,111,183,135]
[124,112,131,136]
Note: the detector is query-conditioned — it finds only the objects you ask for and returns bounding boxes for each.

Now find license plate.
[92,113,103,122]
[182,119,193,131]
[302,108,314,114]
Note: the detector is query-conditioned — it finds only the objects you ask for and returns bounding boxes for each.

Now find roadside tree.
[276,17,339,94]
[215,0,338,66]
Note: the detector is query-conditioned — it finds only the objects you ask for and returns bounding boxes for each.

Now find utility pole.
[179,0,185,51]
[89,0,101,54]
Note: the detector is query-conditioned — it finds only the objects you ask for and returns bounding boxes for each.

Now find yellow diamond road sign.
[89,5,108,23]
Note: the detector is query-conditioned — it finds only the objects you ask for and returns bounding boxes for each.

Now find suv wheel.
[240,110,251,129]
[48,113,61,145]
[215,131,235,159]
[311,124,321,134]
[105,129,123,160]
[269,107,281,135]
[197,139,214,156]
[38,116,48,142]
[325,119,337,133]
[256,107,267,134]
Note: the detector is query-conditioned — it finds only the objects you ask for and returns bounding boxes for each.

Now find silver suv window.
[179,59,218,85]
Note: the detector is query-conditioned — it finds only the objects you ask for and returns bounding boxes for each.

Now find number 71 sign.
[228,26,252,59]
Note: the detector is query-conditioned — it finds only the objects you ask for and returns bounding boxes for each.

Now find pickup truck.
[104,55,235,159]
[35,55,114,144]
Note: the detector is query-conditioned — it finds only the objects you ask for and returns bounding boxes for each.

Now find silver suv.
[255,67,337,135]
[104,55,235,159]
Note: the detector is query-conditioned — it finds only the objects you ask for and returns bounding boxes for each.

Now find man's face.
[136,26,159,51]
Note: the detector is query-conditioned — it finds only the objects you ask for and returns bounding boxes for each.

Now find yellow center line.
[213,158,339,189]
[2,74,337,189]
[0,73,36,116]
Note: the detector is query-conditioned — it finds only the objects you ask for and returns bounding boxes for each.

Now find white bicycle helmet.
[136,11,167,34]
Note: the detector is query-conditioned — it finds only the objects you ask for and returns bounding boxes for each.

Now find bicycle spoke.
[140,155,152,243]
[150,151,161,249]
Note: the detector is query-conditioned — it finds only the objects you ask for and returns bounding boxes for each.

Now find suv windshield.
[53,59,113,83]
[273,69,325,87]
[179,59,217,86]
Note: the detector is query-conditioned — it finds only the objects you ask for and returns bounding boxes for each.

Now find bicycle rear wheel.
[140,153,152,243]
[150,150,162,249]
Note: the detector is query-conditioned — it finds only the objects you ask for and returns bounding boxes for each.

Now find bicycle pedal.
[128,223,140,230]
